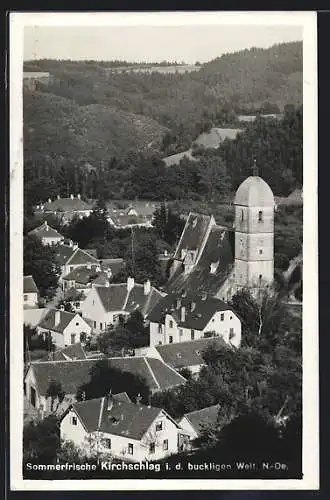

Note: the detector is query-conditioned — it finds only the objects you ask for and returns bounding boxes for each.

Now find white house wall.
[24,292,38,309]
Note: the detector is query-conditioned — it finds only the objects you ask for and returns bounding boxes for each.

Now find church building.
[165,170,275,300]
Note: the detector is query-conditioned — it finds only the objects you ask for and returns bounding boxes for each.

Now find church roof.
[234,176,274,207]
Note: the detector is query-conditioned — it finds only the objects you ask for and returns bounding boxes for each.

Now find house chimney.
[73,243,78,250]
[48,198,51,203]
[55,310,61,326]
[77,194,81,200]
[106,268,112,279]
[181,306,186,322]
[127,277,135,292]
[136,393,142,405]
[70,194,74,200]
[57,194,60,200]
[176,298,181,309]
[105,280,110,288]
[96,265,101,272]
[107,390,113,411]
[144,280,151,296]
[190,301,196,312]
[59,304,65,311]
[164,249,168,257]
[201,292,207,301]
[120,413,124,421]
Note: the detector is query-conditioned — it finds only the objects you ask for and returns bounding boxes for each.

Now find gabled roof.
[24,275,39,294]
[166,225,234,296]
[54,245,76,266]
[28,222,63,240]
[155,337,227,369]
[173,212,214,261]
[183,405,220,436]
[26,357,186,396]
[147,292,235,331]
[38,309,88,334]
[41,343,87,361]
[108,214,151,227]
[94,283,163,316]
[67,248,99,266]
[43,198,94,212]
[70,395,165,440]
[63,266,101,284]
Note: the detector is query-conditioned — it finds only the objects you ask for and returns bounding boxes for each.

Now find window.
[229,328,235,340]
[71,334,76,344]
[158,341,162,345]
[156,422,163,432]
[102,438,111,449]
[169,336,173,344]
[149,442,155,454]
[179,329,183,337]
[220,313,224,321]
[127,443,133,455]
[70,267,74,272]
[100,322,103,330]
[169,320,173,328]
[92,300,95,306]
[259,274,262,282]
[230,315,233,320]
[24,294,28,302]
[75,322,79,326]
[191,330,195,340]
[163,439,168,451]
[71,416,77,426]
[75,302,80,308]
[258,210,263,222]
[93,321,96,329]
[24,382,26,395]
[259,249,263,255]
[241,209,244,221]
[158,323,162,333]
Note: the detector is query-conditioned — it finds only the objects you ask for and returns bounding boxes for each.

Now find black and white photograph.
[10,11,318,490]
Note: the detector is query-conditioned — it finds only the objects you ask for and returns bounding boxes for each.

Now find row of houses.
[33,197,159,228]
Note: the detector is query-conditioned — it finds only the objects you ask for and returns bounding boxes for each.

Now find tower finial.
[252,158,258,176]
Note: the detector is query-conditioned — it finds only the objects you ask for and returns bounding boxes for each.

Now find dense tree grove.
[23,235,61,298]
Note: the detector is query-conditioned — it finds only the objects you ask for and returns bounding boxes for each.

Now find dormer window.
[177,353,182,358]
[258,210,263,222]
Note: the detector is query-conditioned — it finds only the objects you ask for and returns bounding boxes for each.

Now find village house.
[23,276,39,309]
[147,292,241,348]
[80,277,164,334]
[178,404,220,443]
[60,392,184,461]
[106,201,159,229]
[54,242,100,278]
[62,259,125,295]
[36,308,93,348]
[28,221,64,246]
[24,356,187,415]
[136,336,228,376]
[35,194,94,224]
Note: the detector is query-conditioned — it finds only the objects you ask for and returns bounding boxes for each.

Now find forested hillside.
[23,41,302,208]
[24,42,302,161]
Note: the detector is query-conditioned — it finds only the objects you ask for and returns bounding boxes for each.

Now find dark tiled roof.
[73,396,163,439]
[147,292,234,331]
[96,285,128,312]
[155,337,227,369]
[67,248,99,266]
[38,309,87,334]
[54,245,76,266]
[95,284,162,315]
[183,405,220,436]
[84,249,98,258]
[28,222,63,239]
[63,266,100,285]
[24,275,39,294]
[53,343,87,361]
[166,226,234,297]
[173,213,213,260]
[64,287,86,300]
[27,357,186,396]
[44,198,94,212]
[109,214,150,227]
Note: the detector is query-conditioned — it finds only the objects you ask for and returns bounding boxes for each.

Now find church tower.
[233,164,274,290]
